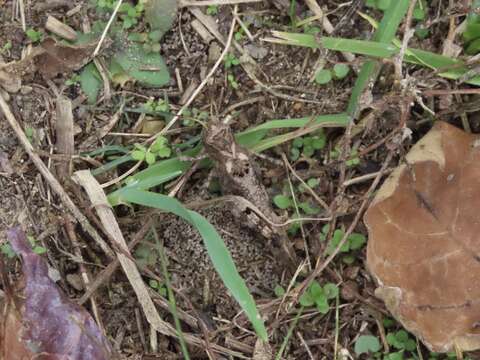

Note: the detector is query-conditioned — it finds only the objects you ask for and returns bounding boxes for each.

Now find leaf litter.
[365,122,480,352]
[1,227,112,359]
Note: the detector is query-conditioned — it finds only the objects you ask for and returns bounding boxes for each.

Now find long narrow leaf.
[108,114,349,201]
[117,188,268,341]
[347,0,410,116]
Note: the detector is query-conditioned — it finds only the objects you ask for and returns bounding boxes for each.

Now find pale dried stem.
[0,93,115,259]
[146,10,237,143]
[92,0,123,57]
[73,170,248,358]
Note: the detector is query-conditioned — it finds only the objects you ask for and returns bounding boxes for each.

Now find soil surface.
[0,0,479,359]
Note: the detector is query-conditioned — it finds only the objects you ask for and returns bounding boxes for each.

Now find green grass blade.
[117,189,268,341]
[347,0,409,116]
[346,61,380,116]
[107,114,348,199]
[238,113,350,135]
[154,229,190,360]
[373,0,410,43]
[91,154,133,176]
[269,32,397,57]
[108,170,183,206]
[274,307,303,360]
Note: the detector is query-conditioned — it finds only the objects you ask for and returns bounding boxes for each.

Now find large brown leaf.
[365,121,480,352]
[0,227,112,359]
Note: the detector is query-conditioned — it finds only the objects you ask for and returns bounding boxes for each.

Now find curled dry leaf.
[0,37,95,84]
[35,38,96,79]
[365,122,480,352]
[0,227,112,359]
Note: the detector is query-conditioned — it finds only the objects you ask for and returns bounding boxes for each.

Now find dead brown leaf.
[0,38,96,84]
[0,227,112,359]
[365,121,480,352]
[35,38,96,78]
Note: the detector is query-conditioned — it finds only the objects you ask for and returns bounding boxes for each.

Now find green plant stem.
[347,0,410,117]
[275,307,304,360]
[153,227,190,360]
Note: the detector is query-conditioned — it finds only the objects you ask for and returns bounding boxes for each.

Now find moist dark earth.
[0,0,480,359]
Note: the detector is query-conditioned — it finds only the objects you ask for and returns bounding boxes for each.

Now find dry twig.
[0,93,115,258]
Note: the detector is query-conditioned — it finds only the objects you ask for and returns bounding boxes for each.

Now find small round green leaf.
[131,150,146,161]
[145,151,156,165]
[354,335,381,355]
[302,145,314,157]
[413,6,426,20]
[342,254,355,264]
[156,147,171,158]
[348,233,366,250]
[290,147,300,161]
[149,279,159,288]
[315,296,330,314]
[299,292,314,307]
[323,283,339,300]
[307,178,319,188]
[309,281,324,299]
[405,339,417,352]
[273,195,292,209]
[315,69,332,85]
[292,137,303,148]
[274,285,285,297]
[333,64,350,79]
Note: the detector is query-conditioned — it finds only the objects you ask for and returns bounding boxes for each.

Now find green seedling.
[320,225,366,264]
[78,0,175,103]
[315,69,332,85]
[290,129,326,160]
[28,236,47,255]
[273,194,320,215]
[302,24,321,35]
[315,64,351,85]
[386,330,416,352]
[333,63,350,79]
[1,234,46,258]
[25,126,35,144]
[224,53,240,69]
[206,5,218,15]
[25,28,42,43]
[330,146,360,167]
[1,243,15,258]
[149,279,167,296]
[234,20,251,42]
[65,74,81,86]
[144,98,170,113]
[134,243,158,266]
[227,74,239,89]
[235,28,245,41]
[1,41,12,54]
[299,280,338,314]
[96,0,117,10]
[128,31,161,53]
[463,1,480,54]
[274,284,286,297]
[354,335,381,355]
[298,178,319,192]
[181,107,208,126]
[131,136,171,165]
[118,1,144,29]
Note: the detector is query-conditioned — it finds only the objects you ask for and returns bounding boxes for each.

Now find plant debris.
[0,227,112,359]
[203,119,298,270]
[365,121,480,352]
